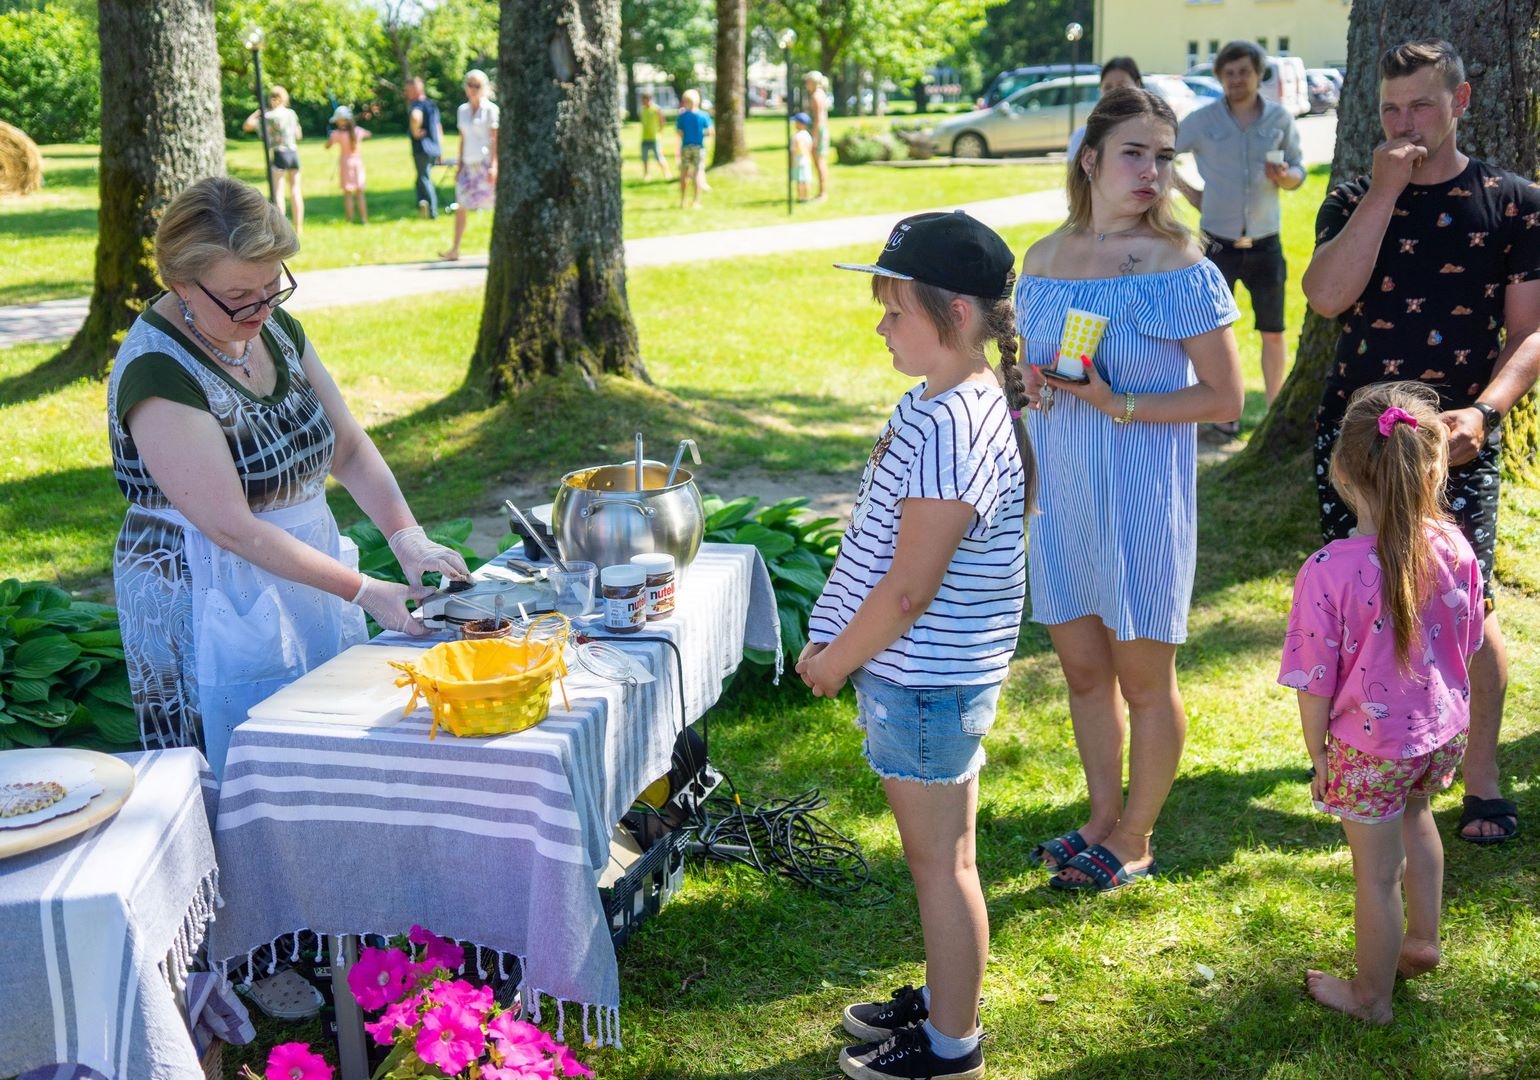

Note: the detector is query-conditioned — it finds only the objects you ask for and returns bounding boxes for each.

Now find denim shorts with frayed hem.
[851,667,1002,784]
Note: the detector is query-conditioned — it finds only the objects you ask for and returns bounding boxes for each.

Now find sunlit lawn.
[3,163,1538,1079]
[0,115,1062,306]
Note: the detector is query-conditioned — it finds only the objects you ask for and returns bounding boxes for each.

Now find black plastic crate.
[601,824,688,949]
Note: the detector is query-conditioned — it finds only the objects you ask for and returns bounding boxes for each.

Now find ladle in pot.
[665,439,701,487]
[634,432,645,491]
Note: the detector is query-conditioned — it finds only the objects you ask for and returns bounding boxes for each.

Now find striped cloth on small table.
[208,542,779,1046]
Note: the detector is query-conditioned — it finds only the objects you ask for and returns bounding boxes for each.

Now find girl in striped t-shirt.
[801,210,1031,1080]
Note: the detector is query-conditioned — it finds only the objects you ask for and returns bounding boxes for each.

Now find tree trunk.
[55,0,224,377]
[469,0,643,396]
[710,0,748,166]
[1239,0,1540,478]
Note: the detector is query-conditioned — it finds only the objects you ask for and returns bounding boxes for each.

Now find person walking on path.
[805,71,832,200]
[1017,88,1243,892]
[324,106,371,225]
[802,209,1030,1080]
[1174,40,1305,428]
[676,89,713,209]
[405,77,445,219]
[440,70,499,262]
[639,91,672,181]
[1283,382,1484,1025]
[244,86,305,236]
[1301,38,1540,847]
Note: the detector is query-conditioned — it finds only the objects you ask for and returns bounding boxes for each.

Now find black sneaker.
[842,984,928,1041]
[839,1026,984,1080]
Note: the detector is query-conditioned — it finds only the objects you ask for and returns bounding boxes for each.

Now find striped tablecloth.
[0,749,220,1080]
[208,543,779,1043]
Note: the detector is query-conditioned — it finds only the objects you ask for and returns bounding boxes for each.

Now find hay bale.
[0,120,44,197]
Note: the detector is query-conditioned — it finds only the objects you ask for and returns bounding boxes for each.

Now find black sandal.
[1457,795,1519,845]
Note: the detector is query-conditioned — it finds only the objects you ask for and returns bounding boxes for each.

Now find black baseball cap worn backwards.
[835,210,1014,299]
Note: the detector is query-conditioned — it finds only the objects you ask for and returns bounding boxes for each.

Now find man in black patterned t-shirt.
[1303,39,1540,848]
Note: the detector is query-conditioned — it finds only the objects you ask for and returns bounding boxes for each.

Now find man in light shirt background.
[1176,39,1306,432]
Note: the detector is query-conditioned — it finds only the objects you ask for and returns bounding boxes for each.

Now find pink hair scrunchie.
[1377,406,1419,437]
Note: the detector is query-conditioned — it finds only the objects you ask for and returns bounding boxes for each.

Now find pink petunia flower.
[553,1044,594,1078]
[347,945,413,1011]
[363,998,420,1046]
[427,977,494,1016]
[415,1003,487,1075]
[488,1013,555,1054]
[265,1042,334,1080]
[408,924,465,972]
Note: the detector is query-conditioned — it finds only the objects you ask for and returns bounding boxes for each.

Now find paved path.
[0,114,1338,350]
[0,190,1070,350]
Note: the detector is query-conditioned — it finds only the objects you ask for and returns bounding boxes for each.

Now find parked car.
[932,75,1100,157]
[1185,55,1310,116]
[1143,74,1201,121]
[1304,69,1339,113]
[1181,74,1224,100]
[978,63,1099,108]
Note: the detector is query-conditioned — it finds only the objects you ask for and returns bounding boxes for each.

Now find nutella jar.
[630,553,676,620]
[600,564,646,634]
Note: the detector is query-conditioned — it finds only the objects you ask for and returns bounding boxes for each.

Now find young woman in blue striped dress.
[1017,88,1244,891]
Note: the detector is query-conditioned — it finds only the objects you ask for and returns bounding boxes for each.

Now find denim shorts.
[850,668,1002,784]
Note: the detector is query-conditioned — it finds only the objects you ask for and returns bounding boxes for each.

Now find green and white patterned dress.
[107,304,364,773]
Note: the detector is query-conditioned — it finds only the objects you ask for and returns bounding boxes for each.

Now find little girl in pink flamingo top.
[1279,382,1483,1026]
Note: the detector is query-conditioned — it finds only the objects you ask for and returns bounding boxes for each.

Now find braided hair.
[871,274,1037,515]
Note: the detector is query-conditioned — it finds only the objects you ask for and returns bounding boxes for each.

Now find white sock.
[922,1019,979,1059]
[921,984,931,1011]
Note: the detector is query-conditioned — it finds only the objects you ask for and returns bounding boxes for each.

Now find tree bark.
[470,0,643,396]
[710,0,748,166]
[56,0,225,377]
[1239,0,1540,478]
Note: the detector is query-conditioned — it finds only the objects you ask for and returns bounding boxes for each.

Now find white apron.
[136,493,367,778]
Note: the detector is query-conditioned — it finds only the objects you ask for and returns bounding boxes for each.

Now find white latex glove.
[352,575,434,636]
[387,525,471,587]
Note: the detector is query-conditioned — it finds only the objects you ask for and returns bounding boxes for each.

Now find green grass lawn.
[3,165,1538,1078]
[0,116,1061,306]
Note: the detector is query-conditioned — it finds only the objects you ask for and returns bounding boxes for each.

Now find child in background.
[801,210,1033,1080]
[1279,381,1484,1025]
[792,112,813,202]
[639,91,671,181]
[675,89,713,208]
[325,106,371,224]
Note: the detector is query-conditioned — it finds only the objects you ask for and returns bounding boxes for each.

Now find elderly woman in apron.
[107,177,469,779]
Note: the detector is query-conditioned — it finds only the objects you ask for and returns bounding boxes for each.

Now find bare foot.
[439,250,460,261]
[1396,938,1440,979]
[1304,969,1393,1025]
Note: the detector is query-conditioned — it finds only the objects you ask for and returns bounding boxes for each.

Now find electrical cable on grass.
[685,772,894,906]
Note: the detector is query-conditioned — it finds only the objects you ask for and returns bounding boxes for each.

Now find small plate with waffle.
[0,749,135,859]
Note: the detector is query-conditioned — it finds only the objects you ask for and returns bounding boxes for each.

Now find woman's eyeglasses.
[196,263,297,322]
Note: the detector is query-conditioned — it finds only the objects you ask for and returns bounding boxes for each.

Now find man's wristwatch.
[1473,401,1503,437]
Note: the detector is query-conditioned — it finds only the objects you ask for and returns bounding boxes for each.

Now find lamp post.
[244,25,276,206]
[1065,21,1084,150]
[778,27,797,215]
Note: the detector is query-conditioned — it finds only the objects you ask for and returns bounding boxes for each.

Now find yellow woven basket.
[390,614,570,738]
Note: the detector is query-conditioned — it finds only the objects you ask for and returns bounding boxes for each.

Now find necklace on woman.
[1093,224,1140,242]
[178,297,253,378]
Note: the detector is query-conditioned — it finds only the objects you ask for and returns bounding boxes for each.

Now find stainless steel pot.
[553,460,704,570]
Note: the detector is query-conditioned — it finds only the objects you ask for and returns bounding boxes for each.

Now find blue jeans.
[413,148,438,217]
[850,668,1002,784]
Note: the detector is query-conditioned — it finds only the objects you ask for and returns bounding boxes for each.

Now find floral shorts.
[1315,732,1468,823]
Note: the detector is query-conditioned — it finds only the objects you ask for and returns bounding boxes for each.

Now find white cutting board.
[246,644,432,727]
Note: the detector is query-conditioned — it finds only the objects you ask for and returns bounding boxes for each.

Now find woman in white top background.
[440,69,499,261]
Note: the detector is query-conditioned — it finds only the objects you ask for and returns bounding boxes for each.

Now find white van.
[1185,55,1311,117]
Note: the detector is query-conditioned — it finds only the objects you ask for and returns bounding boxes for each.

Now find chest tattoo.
[1118,253,1141,275]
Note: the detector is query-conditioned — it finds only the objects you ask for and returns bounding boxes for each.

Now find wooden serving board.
[0,748,136,860]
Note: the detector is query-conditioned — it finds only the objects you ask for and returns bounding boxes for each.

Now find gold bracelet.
[1113,391,1136,425]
